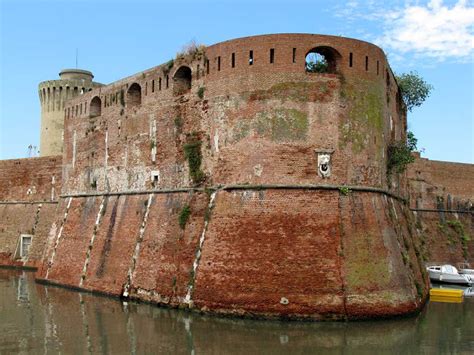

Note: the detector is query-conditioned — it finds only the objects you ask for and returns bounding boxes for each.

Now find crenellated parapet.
[38,69,103,157]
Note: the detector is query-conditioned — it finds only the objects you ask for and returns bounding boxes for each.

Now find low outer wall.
[407,155,473,264]
[37,188,428,320]
[0,156,61,268]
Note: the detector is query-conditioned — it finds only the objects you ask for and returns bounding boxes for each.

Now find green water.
[1,269,473,354]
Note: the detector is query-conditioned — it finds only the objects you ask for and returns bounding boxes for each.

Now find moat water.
[1,270,473,354]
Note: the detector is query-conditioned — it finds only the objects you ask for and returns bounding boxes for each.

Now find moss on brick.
[339,81,384,153]
[234,108,309,143]
[345,233,391,289]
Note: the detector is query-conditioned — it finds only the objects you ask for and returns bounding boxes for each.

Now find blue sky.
[1,0,473,163]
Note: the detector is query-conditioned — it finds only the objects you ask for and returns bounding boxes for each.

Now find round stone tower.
[38,69,103,156]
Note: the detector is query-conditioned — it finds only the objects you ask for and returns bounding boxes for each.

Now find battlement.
[38,69,103,157]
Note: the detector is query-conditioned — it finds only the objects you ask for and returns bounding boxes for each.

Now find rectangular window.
[206,59,210,74]
[365,56,368,71]
[292,48,296,63]
[152,80,155,93]
[377,60,379,75]
[20,235,32,258]
[231,52,235,68]
[217,56,221,71]
[349,52,353,67]
[159,78,162,91]
[270,48,275,64]
[166,75,169,89]
[249,50,253,65]
[197,64,200,79]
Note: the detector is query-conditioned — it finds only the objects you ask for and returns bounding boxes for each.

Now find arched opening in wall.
[90,96,102,118]
[127,83,142,108]
[173,66,192,95]
[305,46,340,74]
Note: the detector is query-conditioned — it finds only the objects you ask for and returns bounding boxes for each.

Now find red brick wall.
[37,189,428,320]
[408,154,474,210]
[407,155,473,264]
[0,156,61,202]
[32,34,431,319]
[61,34,406,196]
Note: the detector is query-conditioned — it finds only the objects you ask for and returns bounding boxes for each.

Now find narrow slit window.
[270,48,274,64]
[206,59,210,74]
[197,64,200,79]
[349,52,353,67]
[231,53,235,68]
[217,56,221,71]
[292,48,296,63]
[249,50,253,65]
[159,78,162,91]
[166,75,169,89]
[152,80,155,93]
[365,56,368,71]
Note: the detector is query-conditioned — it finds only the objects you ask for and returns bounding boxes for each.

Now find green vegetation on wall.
[387,131,418,174]
[184,135,205,184]
[178,204,191,229]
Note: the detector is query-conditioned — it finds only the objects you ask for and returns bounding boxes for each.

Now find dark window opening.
[349,52,353,67]
[206,59,210,74]
[152,80,155,93]
[159,78,162,91]
[270,48,274,63]
[249,50,253,65]
[166,75,169,89]
[126,83,142,107]
[305,46,340,73]
[90,96,102,118]
[217,56,221,71]
[173,66,192,95]
[292,48,296,63]
[231,53,235,68]
[365,56,368,71]
[197,64,200,79]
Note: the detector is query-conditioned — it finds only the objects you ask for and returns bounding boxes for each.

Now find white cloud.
[377,0,474,61]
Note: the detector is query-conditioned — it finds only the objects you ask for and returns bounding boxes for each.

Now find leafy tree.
[396,71,433,112]
[306,53,328,73]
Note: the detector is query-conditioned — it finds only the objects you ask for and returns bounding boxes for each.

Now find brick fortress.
[0,34,472,320]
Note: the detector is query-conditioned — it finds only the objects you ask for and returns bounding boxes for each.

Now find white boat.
[457,263,474,275]
[427,265,473,286]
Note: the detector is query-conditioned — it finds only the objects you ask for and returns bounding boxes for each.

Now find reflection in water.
[0,269,473,354]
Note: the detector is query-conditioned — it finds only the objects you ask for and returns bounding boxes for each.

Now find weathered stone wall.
[408,155,473,265]
[61,34,405,196]
[36,188,427,320]
[0,156,61,201]
[31,33,430,319]
[0,156,61,268]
